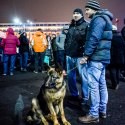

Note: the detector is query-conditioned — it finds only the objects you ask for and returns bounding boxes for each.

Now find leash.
[66,65,77,74]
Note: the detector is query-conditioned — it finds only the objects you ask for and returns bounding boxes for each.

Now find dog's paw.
[43,120,49,125]
[54,123,60,125]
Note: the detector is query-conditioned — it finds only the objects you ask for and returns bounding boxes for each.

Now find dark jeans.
[109,66,120,87]
[20,52,29,69]
[56,50,66,70]
[34,52,45,72]
[3,54,16,74]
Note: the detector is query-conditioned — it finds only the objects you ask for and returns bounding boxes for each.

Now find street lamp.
[13,17,21,24]
[13,17,22,32]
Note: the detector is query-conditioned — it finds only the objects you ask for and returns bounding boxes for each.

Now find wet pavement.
[0,70,125,125]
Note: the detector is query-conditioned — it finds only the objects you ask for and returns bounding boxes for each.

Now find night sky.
[0,0,125,30]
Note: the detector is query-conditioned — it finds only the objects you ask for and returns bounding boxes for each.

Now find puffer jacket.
[33,31,48,52]
[65,17,88,57]
[84,9,113,64]
[1,28,20,54]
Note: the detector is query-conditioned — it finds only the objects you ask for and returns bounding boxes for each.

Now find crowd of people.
[0,0,125,124]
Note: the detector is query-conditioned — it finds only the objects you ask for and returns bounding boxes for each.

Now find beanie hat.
[85,0,101,10]
[73,8,83,16]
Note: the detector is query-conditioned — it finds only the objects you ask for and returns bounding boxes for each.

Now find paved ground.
[0,70,125,125]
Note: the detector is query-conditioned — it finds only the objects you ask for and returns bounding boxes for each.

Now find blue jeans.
[3,54,16,74]
[66,56,89,102]
[20,52,29,69]
[87,61,108,117]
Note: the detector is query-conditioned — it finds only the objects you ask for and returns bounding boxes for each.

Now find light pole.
[27,20,33,40]
[13,17,22,32]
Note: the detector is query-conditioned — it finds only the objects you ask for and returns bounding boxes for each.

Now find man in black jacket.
[121,18,125,78]
[109,25,125,89]
[65,8,89,106]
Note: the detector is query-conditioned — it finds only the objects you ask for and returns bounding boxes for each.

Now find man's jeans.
[87,61,108,117]
[3,54,16,74]
[34,52,45,72]
[20,52,29,69]
[66,56,89,102]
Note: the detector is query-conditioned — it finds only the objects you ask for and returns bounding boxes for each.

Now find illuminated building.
[0,22,69,33]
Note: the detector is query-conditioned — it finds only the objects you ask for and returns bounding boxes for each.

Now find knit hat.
[85,0,101,10]
[73,8,83,16]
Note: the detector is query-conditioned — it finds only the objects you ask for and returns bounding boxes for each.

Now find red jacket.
[1,28,20,54]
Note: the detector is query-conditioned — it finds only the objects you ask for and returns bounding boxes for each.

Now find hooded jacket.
[33,31,48,52]
[19,32,29,53]
[1,28,20,54]
[84,9,113,64]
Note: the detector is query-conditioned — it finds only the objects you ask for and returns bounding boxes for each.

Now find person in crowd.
[55,26,69,75]
[64,8,89,106]
[1,28,20,75]
[78,0,113,123]
[0,37,3,62]
[121,18,125,79]
[51,34,58,67]
[0,37,3,73]
[31,29,48,73]
[19,31,29,72]
[108,25,125,89]
[46,32,52,60]
[121,18,125,41]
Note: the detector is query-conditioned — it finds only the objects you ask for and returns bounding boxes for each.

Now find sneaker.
[23,68,27,72]
[99,112,106,119]
[33,71,38,74]
[42,70,47,73]
[108,85,119,90]
[78,114,99,123]
[10,72,14,76]
[21,68,23,71]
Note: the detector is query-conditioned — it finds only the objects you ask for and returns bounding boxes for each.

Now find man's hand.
[80,57,88,64]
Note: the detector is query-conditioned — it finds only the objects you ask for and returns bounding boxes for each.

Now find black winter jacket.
[110,31,125,67]
[65,17,88,57]
[19,33,29,53]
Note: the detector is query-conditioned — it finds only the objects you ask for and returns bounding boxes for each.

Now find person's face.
[85,8,97,18]
[73,12,83,21]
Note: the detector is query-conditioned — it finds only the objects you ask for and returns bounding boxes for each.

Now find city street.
[0,70,125,125]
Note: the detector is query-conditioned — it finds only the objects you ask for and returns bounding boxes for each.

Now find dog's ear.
[56,63,63,71]
[55,64,63,75]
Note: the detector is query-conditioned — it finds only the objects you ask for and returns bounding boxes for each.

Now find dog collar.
[45,81,65,90]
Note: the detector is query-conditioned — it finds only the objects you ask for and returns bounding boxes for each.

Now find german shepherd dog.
[26,66,71,125]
